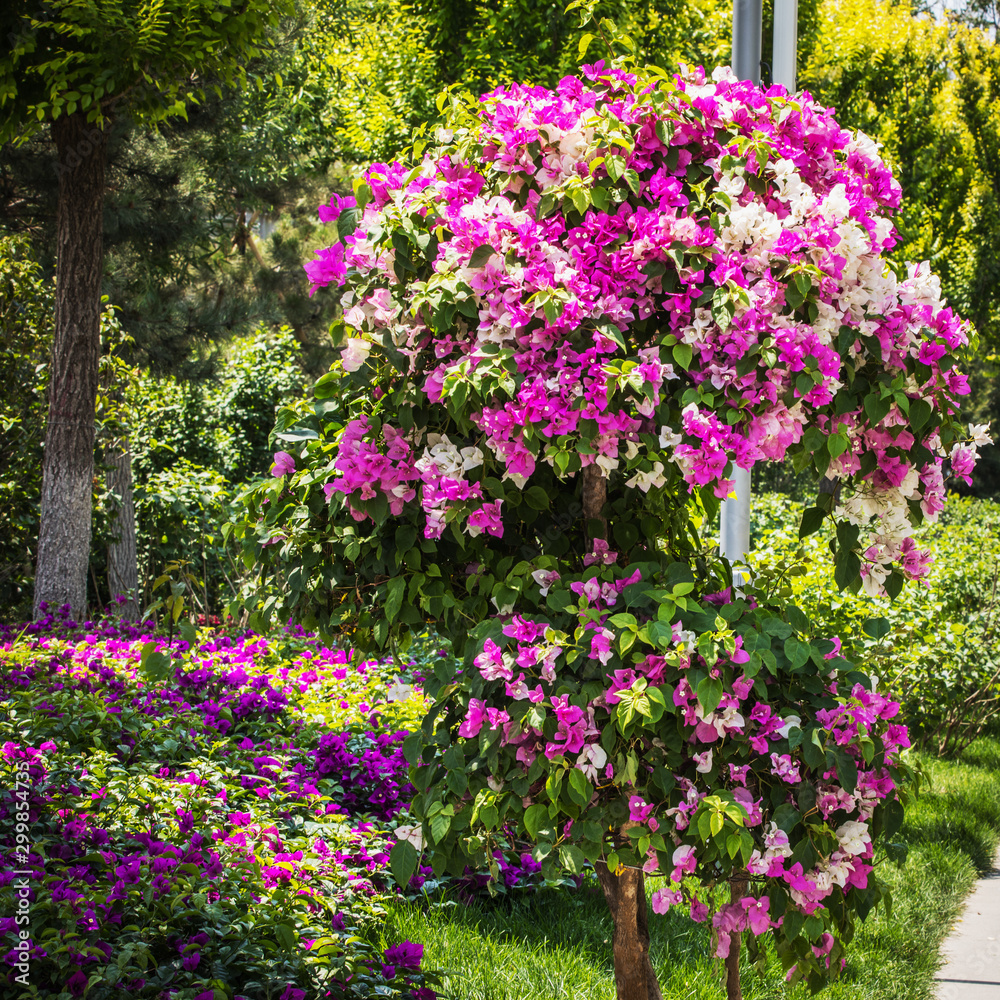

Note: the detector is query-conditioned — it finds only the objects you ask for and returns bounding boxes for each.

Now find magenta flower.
[272,451,296,477]
[458,698,487,738]
[384,940,423,968]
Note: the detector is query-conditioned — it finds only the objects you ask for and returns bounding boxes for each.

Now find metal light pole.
[732,0,762,84]
[720,0,762,571]
[721,0,799,574]
[772,0,799,91]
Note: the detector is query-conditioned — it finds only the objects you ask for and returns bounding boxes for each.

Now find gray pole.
[721,0,763,573]
[732,0,763,84]
[772,0,799,91]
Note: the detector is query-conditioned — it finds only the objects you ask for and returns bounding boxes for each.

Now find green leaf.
[862,617,891,640]
[468,243,496,267]
[783,909,805,940]
[695,676,723,716]
[836,520,861,551]
[386,576,405,622]
[570,186,590,215]
[273,923,296,950]
[430,811,452,842]
[798,506,826,539]
[524,485,551,510]
[623,168,641,196]
[785,278,806,310]
[337,206,361,243]
[524,803,549,838]
[827,432,849,459]
[567,767,591,806]
[883,797,904,838]
[773,803,800,834]
[139,645,172,682]
[863,392,891,426]
[673,343,693,371]
[884,570,905,600]
[609,612,637,628]
[909,397,932,431]
[390,839,419,888]
[885,841,908,865]
[834,549,861,591]
[401,733,422,764]
[835,752,858,795]
[559,844,586,873]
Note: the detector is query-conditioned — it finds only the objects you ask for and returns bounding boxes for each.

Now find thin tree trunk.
[817,475,839,506]
[596,861,662,1000]
[582,462,608,535]
[106,439,139,617]
[583,466,661,1000]
[725,875,747,1000]
[34,113,107,620]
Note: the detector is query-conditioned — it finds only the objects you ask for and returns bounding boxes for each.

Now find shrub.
[128,325,308,612]
[0,612,442,1000]
[751,492,1000,756]
[0,235,51,615]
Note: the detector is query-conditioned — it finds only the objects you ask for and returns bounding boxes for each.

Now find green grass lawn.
[371,735,1000,1000]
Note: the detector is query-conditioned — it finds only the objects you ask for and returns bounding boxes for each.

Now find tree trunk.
[106,439,139,618]
[596,861,663,1000]
[817,475,840,506]
[582,461,608,534]
[725,875,747,1000]
[33,113,107,620]
[584,466,663,999]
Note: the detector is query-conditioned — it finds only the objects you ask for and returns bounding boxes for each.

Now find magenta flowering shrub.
[230,58,983,993]
[0,611,442,1000]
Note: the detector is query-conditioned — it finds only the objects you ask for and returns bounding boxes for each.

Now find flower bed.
[0,607,444,999]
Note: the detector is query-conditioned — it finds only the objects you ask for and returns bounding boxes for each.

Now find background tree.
[0,0,292,618]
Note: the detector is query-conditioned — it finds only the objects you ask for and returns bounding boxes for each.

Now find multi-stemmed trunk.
[33,113,107,620]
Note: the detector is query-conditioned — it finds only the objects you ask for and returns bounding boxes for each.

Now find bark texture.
[596,861,663,1000]
[582,462,607,531]
[34,113,107,619]
[105,440,139,617]
[725,875,748,1000]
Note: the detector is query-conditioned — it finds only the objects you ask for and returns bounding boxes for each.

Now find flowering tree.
[231,57,985,1000]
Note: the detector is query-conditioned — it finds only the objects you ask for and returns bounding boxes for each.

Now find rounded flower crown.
[306,60,983,600]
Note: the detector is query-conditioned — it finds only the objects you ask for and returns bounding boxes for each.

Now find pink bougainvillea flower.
[272,451,296,477]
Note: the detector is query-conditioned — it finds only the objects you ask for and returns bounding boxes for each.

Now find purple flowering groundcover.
[0,607,469,999]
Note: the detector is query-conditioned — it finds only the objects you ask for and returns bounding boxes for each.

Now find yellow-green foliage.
[749,492,1000,753]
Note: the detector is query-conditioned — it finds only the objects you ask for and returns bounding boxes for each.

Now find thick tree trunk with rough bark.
[105,440,139,617]
[596,861,663,1000]
[33,113,107,620]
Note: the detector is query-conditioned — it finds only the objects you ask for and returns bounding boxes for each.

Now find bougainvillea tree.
[230,55,985,1000]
